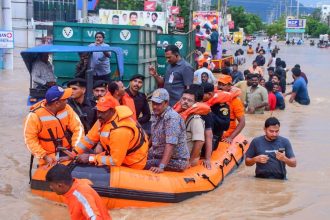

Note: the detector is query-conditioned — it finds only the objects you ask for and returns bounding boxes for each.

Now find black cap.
[93,80,108,89]
[67,78,87,88]
[129,74,145,82]
[267,67,275,71]
[201,82,214,94]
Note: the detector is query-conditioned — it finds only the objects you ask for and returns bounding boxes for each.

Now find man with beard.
[246,74,268,114]
[67,78,96,133]
[93,80,108,101]
[245,117,296,179]
[125,74,151,126]
[73,95,149,169]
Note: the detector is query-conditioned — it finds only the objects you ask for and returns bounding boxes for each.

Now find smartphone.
[278,148,285,153]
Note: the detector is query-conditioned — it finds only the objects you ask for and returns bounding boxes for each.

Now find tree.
[265,17,285,38]
[229,6,264,34]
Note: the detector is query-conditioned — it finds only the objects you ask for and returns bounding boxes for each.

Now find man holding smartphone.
[245,117,297,179]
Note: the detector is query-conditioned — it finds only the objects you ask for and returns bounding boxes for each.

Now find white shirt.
[194,67,217,84]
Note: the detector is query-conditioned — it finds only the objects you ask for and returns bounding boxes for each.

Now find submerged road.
[0,42,329,219]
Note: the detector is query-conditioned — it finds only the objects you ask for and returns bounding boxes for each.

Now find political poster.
[192,11,220,31]
[99,9,166,34]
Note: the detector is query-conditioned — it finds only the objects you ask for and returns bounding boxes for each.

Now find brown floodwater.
[0,42,329,219]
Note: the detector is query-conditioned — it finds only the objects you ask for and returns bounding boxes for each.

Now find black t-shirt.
[201,113,213,130]
[210,103,230,137]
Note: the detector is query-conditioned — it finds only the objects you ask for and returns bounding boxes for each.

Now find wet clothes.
[246,136,295,179]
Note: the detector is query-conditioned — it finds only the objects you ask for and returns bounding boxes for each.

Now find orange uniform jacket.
[23,101,84,164]
[74,106,148,169]
[63,178,111,220]
[121,92,137,121]
[223,87,244,137]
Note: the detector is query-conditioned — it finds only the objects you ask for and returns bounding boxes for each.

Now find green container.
[53,22,157,94]
[156,30,196,76]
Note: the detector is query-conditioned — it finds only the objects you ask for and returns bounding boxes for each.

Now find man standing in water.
[245,117,297,179]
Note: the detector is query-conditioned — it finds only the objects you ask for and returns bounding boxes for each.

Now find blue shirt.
[89,43,110,76]
[292,77,310,105]
[246,136,295,179]
[149,107,190,160]
[274,92,285,110]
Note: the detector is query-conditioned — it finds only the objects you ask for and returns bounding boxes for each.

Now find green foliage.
[306,16,330,37]
[265,16,285,38]
[311,8,321,21]
[177,0,191,32]
[229,6,263,34]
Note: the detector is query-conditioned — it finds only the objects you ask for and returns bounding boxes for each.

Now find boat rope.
[201,174,217,188]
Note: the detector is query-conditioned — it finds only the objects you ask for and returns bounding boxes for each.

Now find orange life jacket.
[24,100,84,163]
[121,92,137,121]
[205,90,233,107]
[173,102,211,121]
[247,47,254,54]
[75,106,148,169]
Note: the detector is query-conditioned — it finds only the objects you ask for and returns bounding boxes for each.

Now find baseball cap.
[96,95,118,112]
[218,74,232,84]
[45,86,72,103]
[67,78,87,88]
[129,74,145,82]
[150,88,169,104]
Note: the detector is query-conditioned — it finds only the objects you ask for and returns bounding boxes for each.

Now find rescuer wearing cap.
[217,75,246,144]
[23,86,84,167]
[73,95,149,169]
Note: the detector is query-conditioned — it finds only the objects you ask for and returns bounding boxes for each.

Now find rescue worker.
[108,80,138,121]
[73,95,149,169]
[24,86,84,167]
[218,75,246,144]
[46,164,111,220]
[93,80,108,101]
[67,78,97,133]
[173,89,212,168]
[201,83,231,149]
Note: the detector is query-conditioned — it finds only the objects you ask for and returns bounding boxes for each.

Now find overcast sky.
[300,0,330,7]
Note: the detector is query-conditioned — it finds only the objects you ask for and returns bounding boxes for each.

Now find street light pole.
[296,0,299,18]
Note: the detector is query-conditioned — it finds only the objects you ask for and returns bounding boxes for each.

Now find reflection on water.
[0,43,329,219]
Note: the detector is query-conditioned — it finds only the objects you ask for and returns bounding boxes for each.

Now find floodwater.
[0,42,329,220]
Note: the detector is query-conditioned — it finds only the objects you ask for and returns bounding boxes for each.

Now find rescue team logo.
[62,27,73,38]
[120,30,131,41]
[220,107,229,116]
[175,41,183,49]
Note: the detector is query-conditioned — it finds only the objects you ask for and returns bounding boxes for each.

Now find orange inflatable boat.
[30,135,249,209]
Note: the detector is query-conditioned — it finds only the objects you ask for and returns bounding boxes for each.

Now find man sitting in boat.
[24,86,84,167]
[108,81,139,121]
[93,80,108,101]
[74,95,149,170]
[146,89,190,173]
[173,89,212,168]
[218,75,246,144]
[201,83,231,149]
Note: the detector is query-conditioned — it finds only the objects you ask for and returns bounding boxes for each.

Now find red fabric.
[268,92,277,111]
[195,35,202,47]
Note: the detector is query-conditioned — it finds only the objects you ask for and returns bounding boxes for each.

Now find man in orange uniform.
[24,86,84,167]
[218,75,246,144]
[46,164,111,220]
[74,95,148,169]
[108,80,138,120]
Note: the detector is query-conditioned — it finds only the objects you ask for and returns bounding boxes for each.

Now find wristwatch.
[159,163,166,170]
[88,155,95,163]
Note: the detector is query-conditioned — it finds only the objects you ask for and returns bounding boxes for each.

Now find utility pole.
[290,0,293,16]
[279,0,282,18]
[2,0,13,70]
[82,0,88,22]
[296,0,299,18]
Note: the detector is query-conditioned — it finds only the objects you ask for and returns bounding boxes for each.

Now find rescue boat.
[30,134,249,208]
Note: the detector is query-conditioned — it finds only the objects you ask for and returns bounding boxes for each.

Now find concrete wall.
[12,0,35,48]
